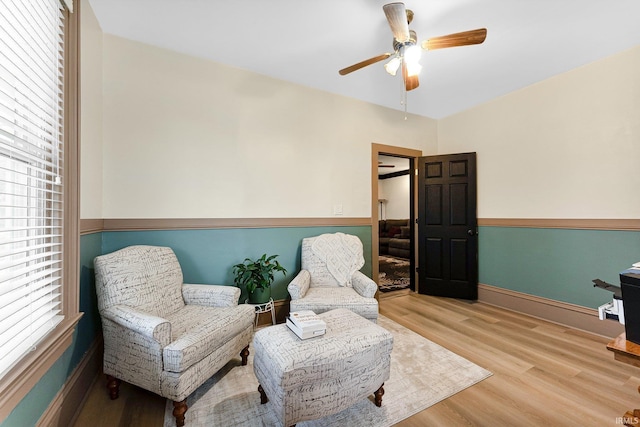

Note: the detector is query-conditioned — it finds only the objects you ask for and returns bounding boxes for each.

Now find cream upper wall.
[90,14,638,220]
[100,35,437,218]
[80,0,103,219]
[438,45,640,219]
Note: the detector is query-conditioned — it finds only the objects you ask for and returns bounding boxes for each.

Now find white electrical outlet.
[333,204,343,216]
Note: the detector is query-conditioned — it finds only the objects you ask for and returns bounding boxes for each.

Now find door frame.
[371,143,422,293]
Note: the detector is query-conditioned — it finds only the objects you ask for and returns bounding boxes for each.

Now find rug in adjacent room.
[378,255,411,292]
[164,315,492,427]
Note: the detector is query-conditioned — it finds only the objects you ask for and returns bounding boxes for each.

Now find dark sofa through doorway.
[378,219,410,259]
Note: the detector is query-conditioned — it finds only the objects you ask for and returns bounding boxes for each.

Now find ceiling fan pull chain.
[396,56,408,120]
[404,89,407,120]
[404,94,408,120]
[402,75,408,120]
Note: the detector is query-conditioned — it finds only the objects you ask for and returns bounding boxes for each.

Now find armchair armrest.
[182,284,240,308]
[102,305,171,347]
[287,270,310,300]
[351,271,378,298]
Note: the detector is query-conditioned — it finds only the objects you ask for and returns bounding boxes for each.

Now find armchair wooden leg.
[172,399,188,427]
[258,384,268,404]
[106,375,121,400]
[374,383,385,407]
[240,345,250,366]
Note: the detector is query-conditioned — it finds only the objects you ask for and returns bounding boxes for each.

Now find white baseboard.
[37,338,103,427]
[478,283,624,338]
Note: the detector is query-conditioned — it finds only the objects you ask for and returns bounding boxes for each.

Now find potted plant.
[233,254,287,304]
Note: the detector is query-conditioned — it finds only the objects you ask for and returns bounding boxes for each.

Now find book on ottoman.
[286,310,326,340]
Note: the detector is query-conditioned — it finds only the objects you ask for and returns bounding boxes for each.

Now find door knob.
[467,229,474,236]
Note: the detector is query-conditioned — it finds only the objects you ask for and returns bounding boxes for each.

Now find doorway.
[371,143,422,294]
[378,155,412,292]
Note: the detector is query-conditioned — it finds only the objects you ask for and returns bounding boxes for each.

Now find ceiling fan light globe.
[404,44,422,64]
[384,57,401,76]
[406,62,422,77]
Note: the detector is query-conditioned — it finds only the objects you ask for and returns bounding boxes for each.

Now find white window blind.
[0,0,66,379]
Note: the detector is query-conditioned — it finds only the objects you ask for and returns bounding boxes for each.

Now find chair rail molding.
[479,218,640,231]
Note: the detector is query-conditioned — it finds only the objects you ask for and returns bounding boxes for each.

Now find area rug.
[163,315,492,427]
[378,255,411,292]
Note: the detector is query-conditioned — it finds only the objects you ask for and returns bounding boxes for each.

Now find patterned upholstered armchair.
[287,233,379,322]
[94,245,255,427]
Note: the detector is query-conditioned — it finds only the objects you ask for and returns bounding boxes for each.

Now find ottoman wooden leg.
[374,383,385,407]
[240,345,250,366]
[258,384,269,404]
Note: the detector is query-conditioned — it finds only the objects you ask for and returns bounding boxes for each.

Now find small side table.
[245,298,276,329]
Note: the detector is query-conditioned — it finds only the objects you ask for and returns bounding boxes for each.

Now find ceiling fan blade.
[402,62,420,91]
[383,3,410,43]
[421,28,487,51]
[339,53,391,76]
[405,74,419,91]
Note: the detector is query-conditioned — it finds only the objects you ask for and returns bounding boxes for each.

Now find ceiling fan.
[339,2,487,92]
[378,161,395,168]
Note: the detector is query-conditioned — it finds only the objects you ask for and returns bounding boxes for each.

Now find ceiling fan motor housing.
[393,29,417,52]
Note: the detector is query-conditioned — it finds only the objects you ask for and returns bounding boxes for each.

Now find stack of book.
[286,310,327,340]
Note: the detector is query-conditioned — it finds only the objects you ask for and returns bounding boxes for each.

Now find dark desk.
[607,333,640,426]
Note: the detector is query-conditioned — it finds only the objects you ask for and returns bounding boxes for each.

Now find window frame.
[0,1,81,422]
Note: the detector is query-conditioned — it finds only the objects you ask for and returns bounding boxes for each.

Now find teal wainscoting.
[77,232,104,357]
[1,232,104,427]
[479,226,640,309]
[3,346,76,427]
[102,226,373,302]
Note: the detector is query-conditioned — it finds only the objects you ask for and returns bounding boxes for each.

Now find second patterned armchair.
[287,233,379,322]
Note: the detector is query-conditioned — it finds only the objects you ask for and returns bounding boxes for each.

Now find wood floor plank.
[380,292,640,426]
[460,316,628,381]
[73,291,640,426]
[388,309,537,375]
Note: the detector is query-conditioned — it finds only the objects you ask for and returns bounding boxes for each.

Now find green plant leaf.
[231,253,287,293]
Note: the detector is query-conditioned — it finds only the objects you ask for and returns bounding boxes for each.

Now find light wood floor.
[74,291,640,426]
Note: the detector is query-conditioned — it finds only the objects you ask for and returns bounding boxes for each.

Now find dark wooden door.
[417,152,478,299]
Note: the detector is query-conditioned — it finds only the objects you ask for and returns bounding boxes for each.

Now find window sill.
[0,313,83,423]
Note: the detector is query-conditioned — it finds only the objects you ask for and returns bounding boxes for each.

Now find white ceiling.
[87,0,640,119]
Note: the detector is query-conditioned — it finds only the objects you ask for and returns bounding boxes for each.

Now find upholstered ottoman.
[252,308,394,426]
